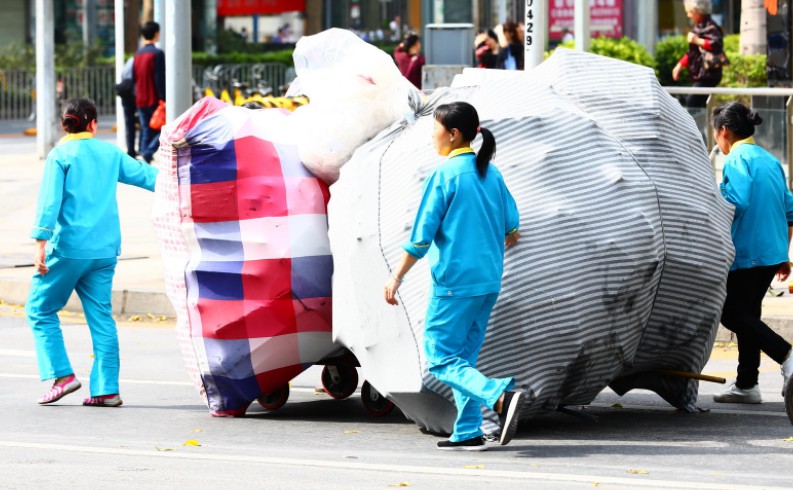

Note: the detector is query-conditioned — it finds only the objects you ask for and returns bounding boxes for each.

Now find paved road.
[2,306,792,489]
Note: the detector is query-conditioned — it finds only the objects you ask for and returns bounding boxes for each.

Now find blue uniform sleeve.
[785,186,793,224]
[155,50,166,101]
[31,152,65,241]
[503,184,519,236]
[118,153,159,191]
[720,154,752,216]
[402,172,449,260]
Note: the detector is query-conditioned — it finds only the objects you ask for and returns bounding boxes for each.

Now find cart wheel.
[321,365,359,399]
[361,381,395,417]
[256,384,290,411]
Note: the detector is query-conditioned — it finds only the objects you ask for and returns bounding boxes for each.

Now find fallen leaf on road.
[593,483,601,487]
[130,315,141,321]
[183,439,201,446]
[713,342,724,348]
[611,403,623,409]
[193,428,203,433]
[155,447,175,451]
[146,313,155,319]
[343,430,360,434]
[463,464,485,469]
[387,483,412,487]
[157,316,167,321]
[783,437,793,442]
[727,341,737,347]
[627,469,649,475]
[531,464,540,468]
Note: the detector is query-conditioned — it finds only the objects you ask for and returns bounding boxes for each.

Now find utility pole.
[35,0,56,158]
[165,0,192,123]
[574,0,589,51]
[524,0,547,69]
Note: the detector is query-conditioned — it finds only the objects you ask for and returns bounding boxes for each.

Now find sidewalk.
[0,125,791,337]
[0,126,173,318]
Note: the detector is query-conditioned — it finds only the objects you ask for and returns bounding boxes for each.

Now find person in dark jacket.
[672,0,724,108]
[133,21,165,163]
[394,32,425,90]
[475,30,499,69]
[496,21,524,71]
[116,57,138,158]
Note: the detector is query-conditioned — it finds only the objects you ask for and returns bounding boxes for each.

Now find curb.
[0,277,175,317]
[3,275,791,339]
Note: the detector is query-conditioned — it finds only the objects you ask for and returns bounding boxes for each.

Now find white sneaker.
[713,383,762,404]
[781,349,793,396]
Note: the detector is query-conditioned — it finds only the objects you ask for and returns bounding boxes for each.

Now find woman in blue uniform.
[710,102,793,423]
[384,101,523,450]
[28,97,158,407]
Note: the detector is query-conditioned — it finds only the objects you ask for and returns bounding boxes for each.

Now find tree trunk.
[740,0,767,55]
[141,0,153,23]
[125,0,141,54]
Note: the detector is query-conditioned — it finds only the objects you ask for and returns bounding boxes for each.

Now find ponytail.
[476,127,496,178]
[60,97,97,134]
[434,101,496,178]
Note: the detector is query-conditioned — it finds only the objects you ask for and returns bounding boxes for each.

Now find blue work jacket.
[403,148,519,297]
[31,133,159,259]
[720,138,793,270]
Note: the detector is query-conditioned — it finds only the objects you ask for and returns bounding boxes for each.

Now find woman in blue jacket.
[384,102,524,450]
[711,102,793,422]
[28,97,158,407]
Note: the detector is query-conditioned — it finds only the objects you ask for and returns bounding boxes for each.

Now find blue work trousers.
[424,293,514,442]
[26,255,119,396]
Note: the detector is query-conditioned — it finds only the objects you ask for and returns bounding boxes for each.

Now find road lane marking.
[0,373,318,393]
[0,349,35,358]
[0,440,786,489]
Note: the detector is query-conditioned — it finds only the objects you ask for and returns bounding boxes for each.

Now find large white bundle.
[287,28,418,184]
[328,49,735,435]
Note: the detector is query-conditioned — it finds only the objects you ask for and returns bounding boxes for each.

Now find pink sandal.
[82,394,123,407]
[38,374,82,404]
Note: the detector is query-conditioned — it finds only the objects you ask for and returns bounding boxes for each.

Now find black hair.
[434,101,496,178]
[402,32,420,51]
[486,29,498,42]
[712,102,763,139]
[61,97,97,133]
[141,21,160,41]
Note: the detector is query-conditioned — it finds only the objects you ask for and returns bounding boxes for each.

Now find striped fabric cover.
[153,97,339,414]
[329,50,735,435]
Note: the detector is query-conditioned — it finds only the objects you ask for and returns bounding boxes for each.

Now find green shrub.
[655,35,689,86]
[547,37,656,73]
[721,34,766,88]
[192,49,295,67]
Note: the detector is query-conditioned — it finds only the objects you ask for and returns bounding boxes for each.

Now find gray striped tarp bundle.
[328,49,735,435]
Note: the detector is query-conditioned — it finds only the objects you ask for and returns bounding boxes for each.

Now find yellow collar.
[731,136,755,151]
[59,132,94,145]
[448,147,475,159]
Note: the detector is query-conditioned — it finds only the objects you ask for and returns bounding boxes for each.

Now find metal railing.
[664,86,793,189]
[0,63,290,121]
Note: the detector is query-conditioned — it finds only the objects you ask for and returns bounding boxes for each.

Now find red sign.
[217,0,306,16]
[549,0,623,40]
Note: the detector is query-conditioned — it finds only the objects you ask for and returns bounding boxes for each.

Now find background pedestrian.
[394,32,425,90]
[133,21,165,163]
[672,0,725,108]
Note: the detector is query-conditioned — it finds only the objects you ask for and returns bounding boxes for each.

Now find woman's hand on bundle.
[505,232,520,248]
[384,276,402,305]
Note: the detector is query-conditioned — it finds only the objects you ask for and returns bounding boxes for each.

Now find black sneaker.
[785,378,793,426]
[437,436,487,451]
[498,391,525,445]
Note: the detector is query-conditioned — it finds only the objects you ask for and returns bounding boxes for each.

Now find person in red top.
[672,0,724,108]
[133,21,166,163]
[394,32,425,90]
